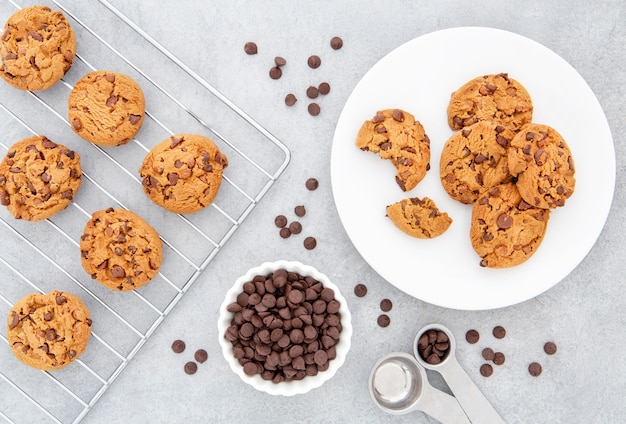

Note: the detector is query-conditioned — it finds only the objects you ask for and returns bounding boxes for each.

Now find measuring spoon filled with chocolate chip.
[413,323,505,424]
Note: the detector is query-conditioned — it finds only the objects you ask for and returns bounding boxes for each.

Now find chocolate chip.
[496,214,513,230]
[285,93,297,106]
[244,42,257,55]
[8,311,18,329]
[45,329,57,341]
[305,178,319,191]
[289,221,302,234]
[492,325,506,339]
[480,363,494,377]
[528,362,542,376]
[318,82,330,95]
[41,137,57,149]
[379,299,392,312]
[330,36,343,50]
[269,66,282,80]
[194,349,208,363]
[303,236,317,250]
[307,55,321,69]
[274,56,286,67]
[544,341,557,355]
[481,347,495,361]
[129,114,141,125]
[43,312,53,321]
[0,189,9,206]
[308,103,320,116]
[184,361,198,375]
[392,109,404,122]
[111,265,126,278]
[306,86,319,99]
[354,284,367,297]
[279,227,291,239]
[294,205,306,217]
[377,314,390,327]
[465,329,480,344]
[274,215,287,228]
[171,340,185,353]
[55,295,66,305]
[106,94,118,107]
[417,329,450,363]
[493,351,506,365]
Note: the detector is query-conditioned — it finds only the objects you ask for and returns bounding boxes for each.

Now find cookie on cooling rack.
[68,70,146,146]
[0,135,82,221]
[355,108,431,192]
[386,196,452,239]
[80,207,162,291]
[447,73,533,132]
[440,120,515,204]
[470,183,550,268]
[0,5,76,91]
[7,290,92,370]
[139,134,229,214]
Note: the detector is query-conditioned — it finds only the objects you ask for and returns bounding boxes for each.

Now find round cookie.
[0,5,76,91]
[355,108,430,192]
[440,121,515,204]
[0,135,82,221]
[507,123,576,209]
[80,208,162,291]
[470,183,550,268]
[7,290,92,370]
[139,134,229,214]
[447,73,533,132]
[386,197,452,239]
[68,71,145,146]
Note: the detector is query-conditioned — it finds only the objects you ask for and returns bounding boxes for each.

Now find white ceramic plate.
[217,260,352,396]
[330,27,615,310]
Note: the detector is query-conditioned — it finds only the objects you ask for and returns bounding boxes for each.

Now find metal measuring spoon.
[368,352,471,423]
[413,323,506,424]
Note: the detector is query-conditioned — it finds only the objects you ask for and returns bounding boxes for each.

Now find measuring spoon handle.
[417,383,471,424]
[442,358,505,424]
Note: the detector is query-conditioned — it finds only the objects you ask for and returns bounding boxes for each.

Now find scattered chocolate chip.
[184,361,198,375]
[285,93,297,106]
[244,42,258,55]
[493,351,506,365]
[171,339,186,353]
[480,363,494,377]
[377,314,390,328]
[318,82,331,95]
[308,102,320,116]
[288,221,302,234]
[303,236,317,250]
[307,55,321,69]
[482,347,495,361]
[528,362,542,376]
[294,205,306,217]
[194,349,208,364]
[305,178,319,191]
[269,66,282,80]
[279,227,291,239]
[354,284,367,297]
[306,86,319,99]
[544,341,557,355]
[274,56,286,67]
[274,215,287,228]
[330,36,343,50]
[465,329,480,344]
[379,299,392,312]
[492,325,506,339]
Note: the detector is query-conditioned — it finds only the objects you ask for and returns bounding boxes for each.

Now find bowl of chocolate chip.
[218,260,352,396]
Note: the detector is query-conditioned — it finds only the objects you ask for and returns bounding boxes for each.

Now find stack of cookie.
[442,73,576,268]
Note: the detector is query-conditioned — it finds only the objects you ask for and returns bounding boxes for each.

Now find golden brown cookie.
[470,183,550,268]
[440,121,515,204]
[386,197,452,239]
[80,208,162,291]
[0,135,82,221]
[355,108,430,192]
[0,5,76,91]
[507,123,576,209]
[7,290,92,370]
[139,134,229,214]
[68,71,145,146]
[447,73,533,132]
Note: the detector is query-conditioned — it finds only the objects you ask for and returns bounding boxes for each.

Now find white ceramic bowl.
[217,260,353,396]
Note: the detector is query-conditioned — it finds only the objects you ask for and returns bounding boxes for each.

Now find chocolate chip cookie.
[440,121,515,204]
[139,134,229,214]
[508,123,576,209]
[355,108,430,192]
[7,290,92,370]
[68,71,145,146]
[0,5,76,91]
[470,183,550,268]
[386,197,452,239]
[0,135,82,221]
[80,208,162,291]
[447,73,533,132]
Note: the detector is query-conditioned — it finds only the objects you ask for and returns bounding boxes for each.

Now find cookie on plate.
[447,73,533,132]
[68,70,145,146]
[80,207,162,291]
[7,290,92,370]
[0,135,82,221]
[440,121,515,204]
[386,196,452,239]
[139,134,229,214]
[507,123,576,209]
[0,5,76,91]
[470,183,550,268]
[355,108,430,192]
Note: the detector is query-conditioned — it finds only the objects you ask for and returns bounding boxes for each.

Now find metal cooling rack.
[0,0,290,423]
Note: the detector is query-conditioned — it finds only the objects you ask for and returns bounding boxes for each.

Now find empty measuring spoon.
[369,352,470,424]
[413,323,505,424]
